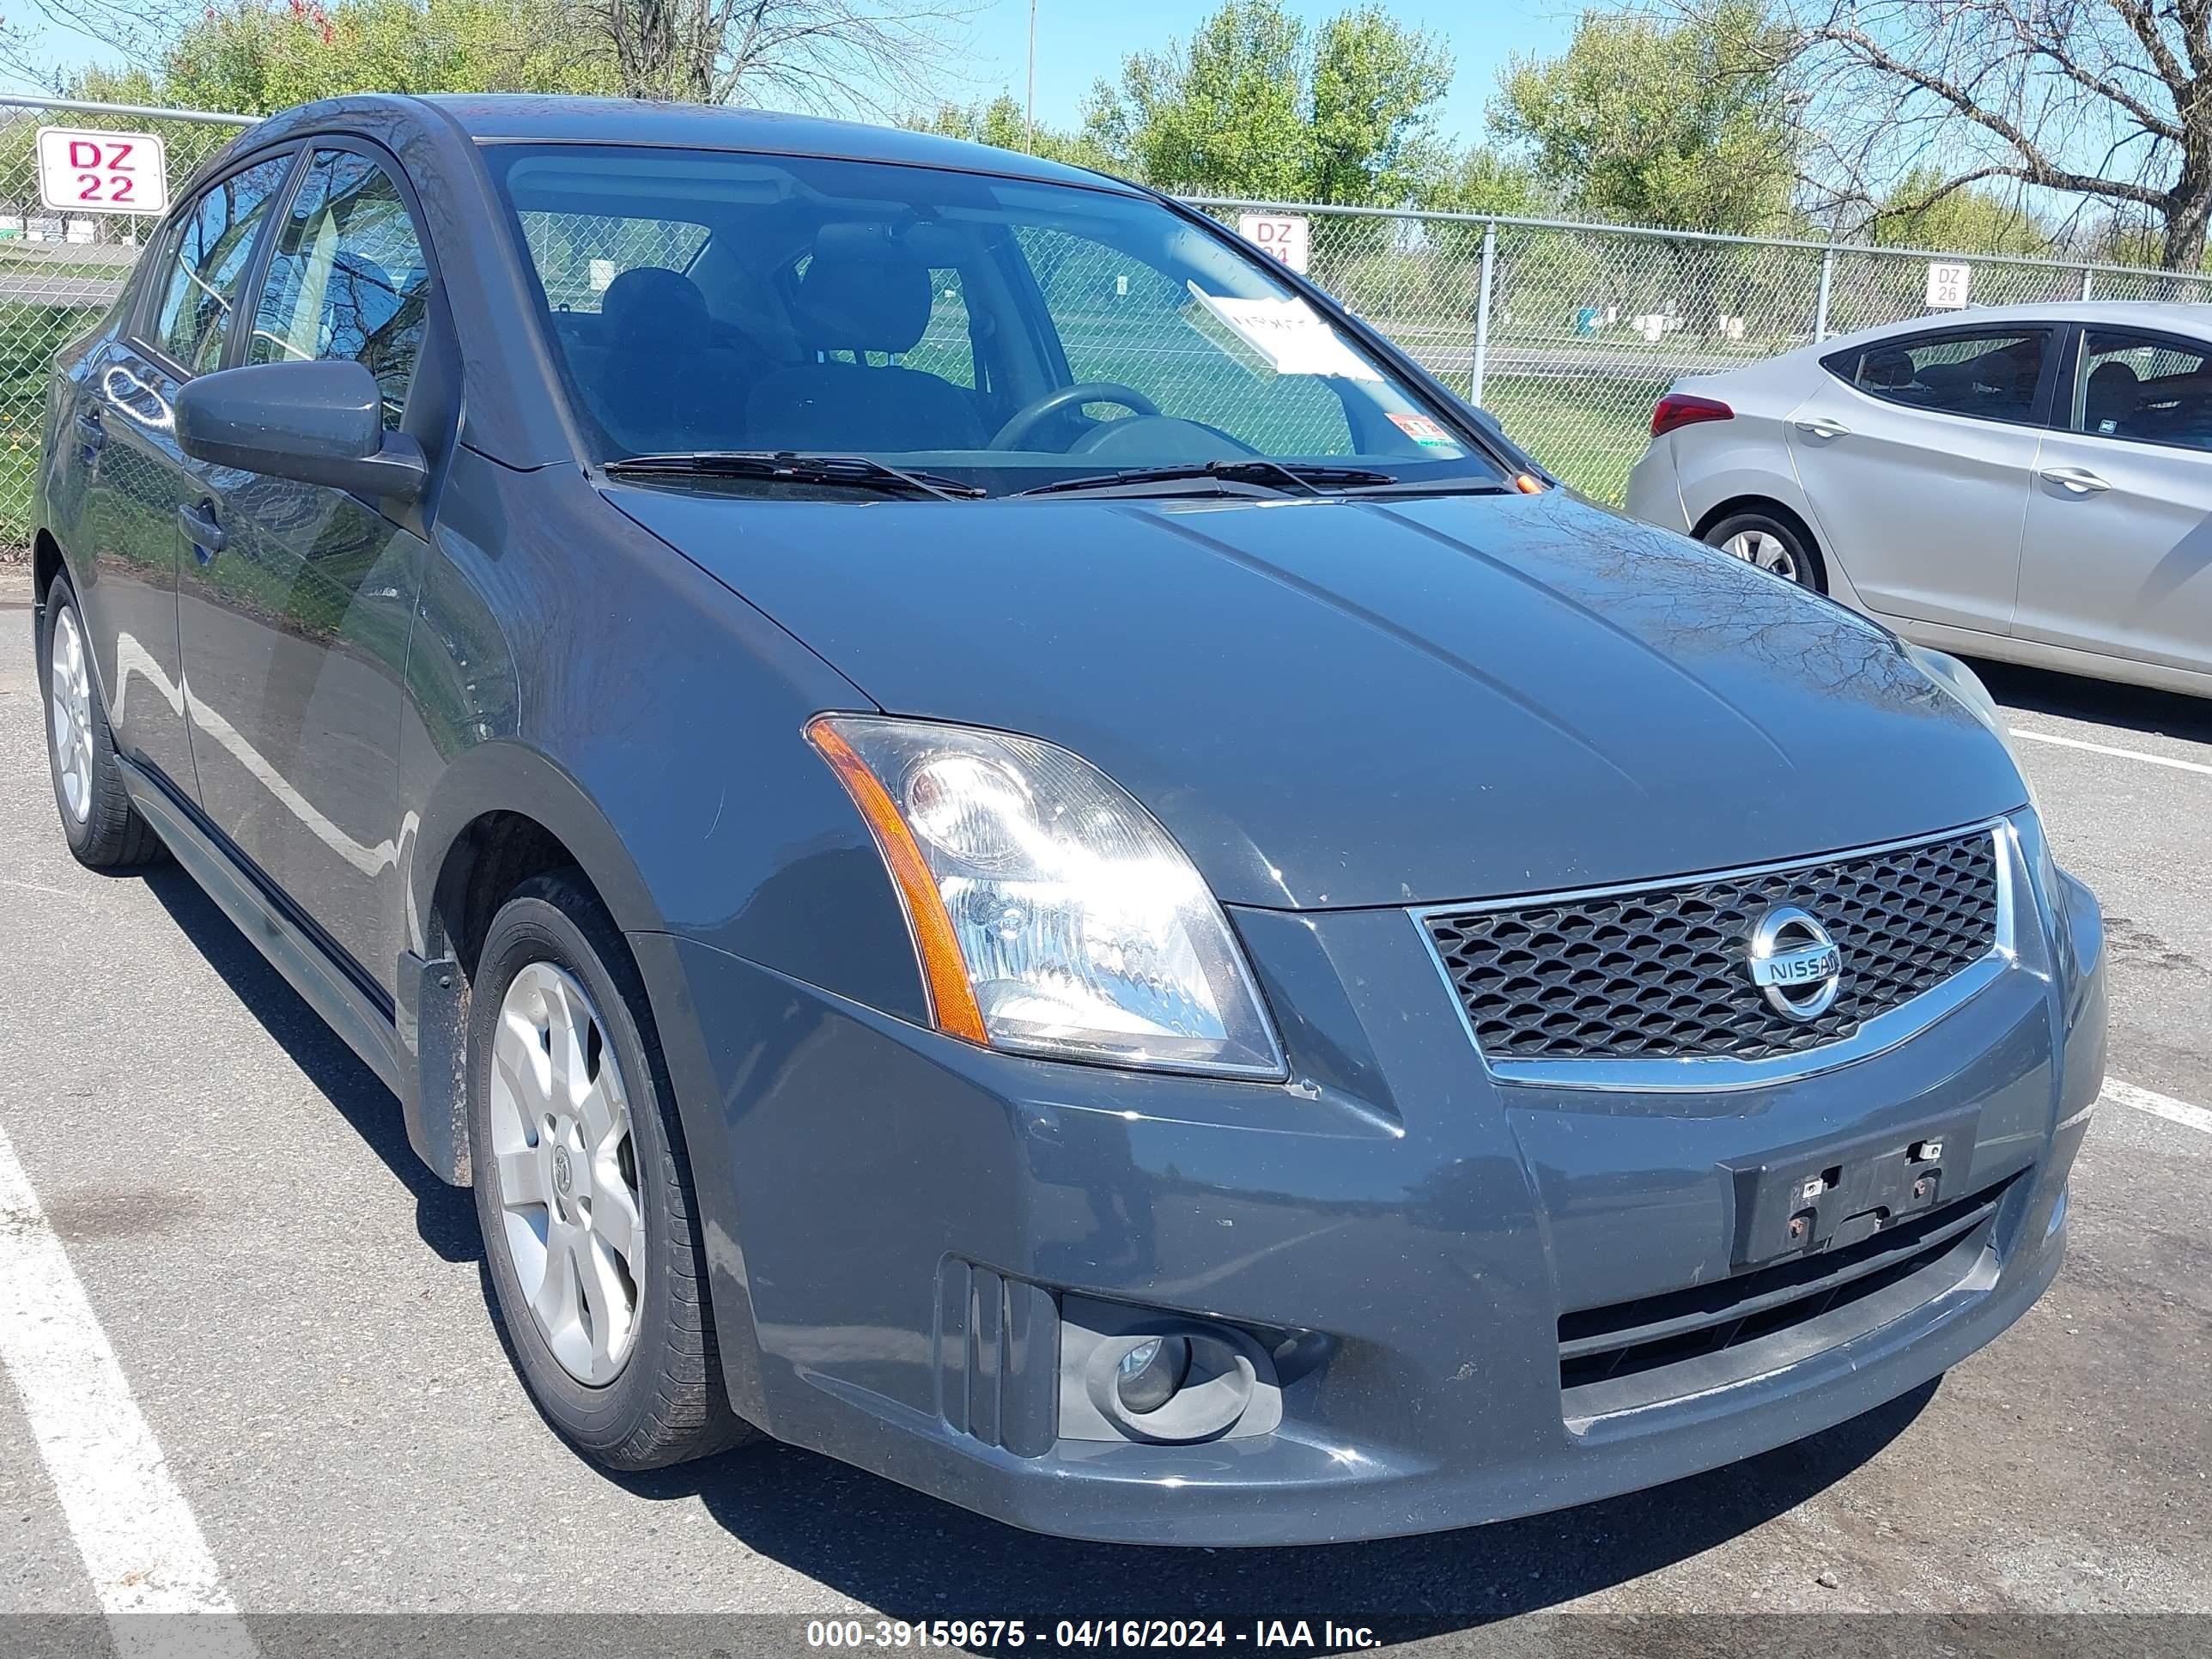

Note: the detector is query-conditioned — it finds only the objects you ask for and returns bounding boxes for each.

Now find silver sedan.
[1625,301,2212,699]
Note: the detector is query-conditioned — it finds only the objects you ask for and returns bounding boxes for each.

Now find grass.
[1482,373,1666,506]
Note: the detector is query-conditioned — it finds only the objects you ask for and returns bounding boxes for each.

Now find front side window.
[246,149,433,428]
[2073,329,2212,451]
[151,155,295,374]
[484,144,1506,495]
[1828,330,2049,425]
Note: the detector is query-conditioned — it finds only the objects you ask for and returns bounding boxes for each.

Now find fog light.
[1114,1335,1190,1414]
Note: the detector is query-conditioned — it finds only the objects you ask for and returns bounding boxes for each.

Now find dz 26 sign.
[37,128,168,216]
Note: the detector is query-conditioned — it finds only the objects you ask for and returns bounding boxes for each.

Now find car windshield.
[483,143,1510,497]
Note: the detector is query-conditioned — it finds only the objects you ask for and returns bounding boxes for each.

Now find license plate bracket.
[1725,1108,1979,1267]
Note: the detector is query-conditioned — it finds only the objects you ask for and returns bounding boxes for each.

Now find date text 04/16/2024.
[803,1620,1383,1650]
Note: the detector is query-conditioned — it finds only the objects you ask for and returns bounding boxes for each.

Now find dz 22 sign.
[37,128,168,216]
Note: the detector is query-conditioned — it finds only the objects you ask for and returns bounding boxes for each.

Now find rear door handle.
[2039,465,2111,495]
[179,501,227,560]
[1793,417,1850,440]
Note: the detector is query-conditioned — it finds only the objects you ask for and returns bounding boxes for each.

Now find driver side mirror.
[175,358,427,501]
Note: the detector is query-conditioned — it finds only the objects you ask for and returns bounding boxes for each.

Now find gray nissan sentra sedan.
[33,94,2105,1546]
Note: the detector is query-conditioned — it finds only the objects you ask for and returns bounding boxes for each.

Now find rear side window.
[2073,329,2212,451]
[246,149,433,429]
[1824,330,2049,425]
[150,155,295,373]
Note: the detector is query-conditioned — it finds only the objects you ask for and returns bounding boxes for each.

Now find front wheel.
[38,575,163,869]
[469,870,751,1469]
[1702,509,1826,592]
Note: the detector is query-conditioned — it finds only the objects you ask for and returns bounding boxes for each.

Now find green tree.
[1305,6,1452,205]
[1419,146,1549,218]
[904,93,1113,170]
[1082,0,1450,203]
[1491,0,1796,234]
[1085,0,1310,195]
[161,0,617,116]
[1868,167,2051,257]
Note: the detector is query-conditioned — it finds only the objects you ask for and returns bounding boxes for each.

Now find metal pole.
[1026,0,1037,154]
[1471,220,1495,405]
[2081,266,2094,301]
[1814,246,1834,343]
[0,91,254,125]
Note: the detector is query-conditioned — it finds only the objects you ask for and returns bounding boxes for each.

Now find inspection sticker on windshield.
[1388,412,1462,450]
[1187,284,1381,380]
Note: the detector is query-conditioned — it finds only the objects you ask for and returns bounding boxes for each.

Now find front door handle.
[179,501,227,560]
[1793,417,1851,440]
[2039,465,2112,495]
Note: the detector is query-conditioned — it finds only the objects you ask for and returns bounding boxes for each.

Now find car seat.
[2082,360,2141,436]
[587,266,754,453]
[744,250,985,453]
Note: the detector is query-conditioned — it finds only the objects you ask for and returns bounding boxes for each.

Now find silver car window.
[1827,330,2048,425]
[2074,329,2212,451]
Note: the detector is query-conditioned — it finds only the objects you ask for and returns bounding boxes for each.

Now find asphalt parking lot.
[0,566,2207,1656]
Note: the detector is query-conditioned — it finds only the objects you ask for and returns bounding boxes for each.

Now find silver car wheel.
[48,604,94,824]
[488,960,645,1385]
[1720,528,1801,582]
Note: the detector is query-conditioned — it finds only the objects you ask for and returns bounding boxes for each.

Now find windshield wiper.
[1012,459,1399,499]
[1331,475,1516,497]
[603,450,985,501]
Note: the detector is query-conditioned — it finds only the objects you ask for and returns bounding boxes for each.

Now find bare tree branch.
[1781,0,2212,268]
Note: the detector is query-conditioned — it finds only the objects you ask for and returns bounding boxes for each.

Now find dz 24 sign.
[37,128,168,216]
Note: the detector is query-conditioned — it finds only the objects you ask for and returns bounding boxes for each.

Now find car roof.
[1824,299,2212,352]
[245,92,1140,195]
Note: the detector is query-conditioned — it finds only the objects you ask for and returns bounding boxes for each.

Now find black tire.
[1701,508,1827,593]
[468,869,752,1469]
[36,575,163,870]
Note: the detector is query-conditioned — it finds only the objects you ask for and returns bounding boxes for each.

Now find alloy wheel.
[48,605,94,824]
[1720,528,1801,582]
[487,960,645,1385]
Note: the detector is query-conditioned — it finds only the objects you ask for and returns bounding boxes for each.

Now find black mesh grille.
[1426,830,1999,1063]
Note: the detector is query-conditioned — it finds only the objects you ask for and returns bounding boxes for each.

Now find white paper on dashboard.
[1186,284,1382,380]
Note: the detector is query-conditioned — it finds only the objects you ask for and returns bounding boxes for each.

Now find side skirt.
[117,755,405,1100]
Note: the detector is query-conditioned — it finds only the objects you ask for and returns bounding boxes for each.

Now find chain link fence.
[1189,198,2212,504]
[6,94,2212,550]
[0,96,252,551]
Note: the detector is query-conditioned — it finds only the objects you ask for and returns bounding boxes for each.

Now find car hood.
[610,483,2027,909]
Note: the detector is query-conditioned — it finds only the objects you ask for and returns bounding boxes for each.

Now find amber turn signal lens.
[1512,472,1547,494]
[805,717,989,1043]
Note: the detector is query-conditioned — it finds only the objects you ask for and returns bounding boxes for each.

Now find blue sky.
[959,0,1576,145]
[7,0,1586,149]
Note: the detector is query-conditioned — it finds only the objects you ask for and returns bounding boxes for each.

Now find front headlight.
[1903,643,2039,815]
[808,714,1285,1079]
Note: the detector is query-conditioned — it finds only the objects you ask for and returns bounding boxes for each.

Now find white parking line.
[2102,1079,2212,1137]
[0,1117,256,1654]
[2008,726,2212,777]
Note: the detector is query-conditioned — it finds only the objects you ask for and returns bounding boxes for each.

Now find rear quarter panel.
[1644,356,1881,617]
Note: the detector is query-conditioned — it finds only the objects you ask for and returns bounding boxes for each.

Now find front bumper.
[633,818,2105,1546]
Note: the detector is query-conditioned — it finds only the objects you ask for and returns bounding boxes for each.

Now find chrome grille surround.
[1416,820,2020,1092]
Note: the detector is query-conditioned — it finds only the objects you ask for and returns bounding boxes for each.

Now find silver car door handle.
[2039,466,2111,495]
[1793,417,1850,439]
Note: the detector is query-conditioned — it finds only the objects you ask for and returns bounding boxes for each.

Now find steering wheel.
[990,381,1160,450]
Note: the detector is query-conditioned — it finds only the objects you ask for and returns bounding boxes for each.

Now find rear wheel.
[38,576,163,869]
[469,871,751,1469]
[1702,508,1826,592]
